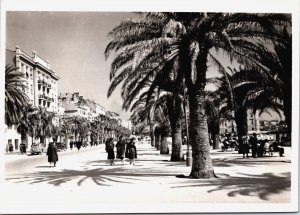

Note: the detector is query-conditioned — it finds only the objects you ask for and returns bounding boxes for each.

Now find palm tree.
[35,107,55,145]
[5,65,29,126]
[219,67,284,150]
[105,12,290,178]
[130,91,171,154]
[17,105,36,148]
[27,110,42,145]
[58,117,73,145]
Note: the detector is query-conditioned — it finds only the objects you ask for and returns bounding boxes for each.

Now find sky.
[6,11,283,121]
[6,11,134,120]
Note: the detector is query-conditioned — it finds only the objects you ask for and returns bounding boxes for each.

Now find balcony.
[38,94,45,100]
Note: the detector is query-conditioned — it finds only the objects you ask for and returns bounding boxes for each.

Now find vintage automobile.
[30,143,43,155]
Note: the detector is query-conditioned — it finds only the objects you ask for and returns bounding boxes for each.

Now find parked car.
[30,143,43,155]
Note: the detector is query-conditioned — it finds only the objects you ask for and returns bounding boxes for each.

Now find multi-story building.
[220,109,260,135]
[5,46,59,152]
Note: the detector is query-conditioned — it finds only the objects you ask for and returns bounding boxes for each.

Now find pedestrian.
[241,137,249,158]
[126,138,137,165]
[8,143,14,153]
[116,136,126,165]
[47,142,58,167]
[249,133,258,158]
[271,141,285,157]
[70,141,73,150]
[105,138,115,165]
[76,141,81,150]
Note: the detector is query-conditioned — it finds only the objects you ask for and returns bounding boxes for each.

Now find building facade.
[220,109,260,135]
[5,46,59,152]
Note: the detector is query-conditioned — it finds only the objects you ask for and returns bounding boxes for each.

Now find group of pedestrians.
[105,136,137,166]
[69,141,87,150]
[241,133,285,158]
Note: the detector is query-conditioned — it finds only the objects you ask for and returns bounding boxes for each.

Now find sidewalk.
[1,143,293,213]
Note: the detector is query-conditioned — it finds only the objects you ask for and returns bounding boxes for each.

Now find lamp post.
[182,79,192,166]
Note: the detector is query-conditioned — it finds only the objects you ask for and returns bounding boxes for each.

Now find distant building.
[58,92,106,121]
[5,46,60,152]
[220,109,260,135]
[121,120,132,131]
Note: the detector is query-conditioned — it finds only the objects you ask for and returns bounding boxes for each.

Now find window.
[15,139,19,150]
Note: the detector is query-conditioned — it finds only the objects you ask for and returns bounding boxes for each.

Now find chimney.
[46,60,50,69]
[32,50,37,62]
[16,45,21,54]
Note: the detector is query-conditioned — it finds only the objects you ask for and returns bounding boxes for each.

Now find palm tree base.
[170,154,184,161]
[189,169,216,179]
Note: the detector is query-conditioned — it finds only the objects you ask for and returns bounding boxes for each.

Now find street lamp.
[182,79,192,166]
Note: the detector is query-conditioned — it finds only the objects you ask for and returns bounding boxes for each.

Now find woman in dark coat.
[47,142,58,167]
[116,136,126,165]
[126,138,137,165]
[105,138,115,165]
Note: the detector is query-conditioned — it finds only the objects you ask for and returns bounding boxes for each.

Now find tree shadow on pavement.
[212,157,291,168]
[5,166,180,187]
[171,172,291,201]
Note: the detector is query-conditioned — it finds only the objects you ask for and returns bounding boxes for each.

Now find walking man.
[249,133,258,158]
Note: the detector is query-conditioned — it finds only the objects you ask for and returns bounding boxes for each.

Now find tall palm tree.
[219,67,284,150]
[5,65,29,126]
[105,12,290,178]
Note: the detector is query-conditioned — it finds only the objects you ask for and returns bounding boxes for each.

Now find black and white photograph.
[0,0,299,214]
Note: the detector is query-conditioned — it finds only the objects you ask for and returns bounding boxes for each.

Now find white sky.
[5,11,289,121]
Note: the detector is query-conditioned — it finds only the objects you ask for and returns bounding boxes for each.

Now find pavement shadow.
[5,166,179,187]
[171,172,291,201]
[35,166,52,168]
[212,157,291,168]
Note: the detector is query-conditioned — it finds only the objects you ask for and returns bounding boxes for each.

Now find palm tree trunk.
[167,96,183,161]
[283,95,291,135]
[212,134,220,150]
[170,126,183,160]
[150,123,155,147]
[235,108,248,153]
[101,127,104,144]
[188,89,215,178]
[184,44,215,178]
[160,134,169,154]
[155,134,160,150]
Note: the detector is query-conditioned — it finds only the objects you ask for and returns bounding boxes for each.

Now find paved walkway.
[1,143,293,214]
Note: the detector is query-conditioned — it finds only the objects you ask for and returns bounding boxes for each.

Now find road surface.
[1,143,293,214]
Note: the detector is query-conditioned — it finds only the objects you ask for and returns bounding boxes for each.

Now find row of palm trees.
[105,12,291,179]
[5,65,131,148]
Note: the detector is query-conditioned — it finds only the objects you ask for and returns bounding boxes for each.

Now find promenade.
[1,143,292,214]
